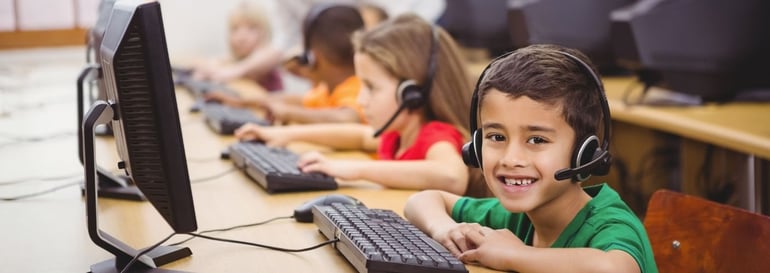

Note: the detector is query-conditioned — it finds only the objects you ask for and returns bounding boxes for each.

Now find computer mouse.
[293,194,364,223]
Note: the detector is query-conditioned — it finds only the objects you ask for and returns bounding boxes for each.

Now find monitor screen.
[85,0,197,271]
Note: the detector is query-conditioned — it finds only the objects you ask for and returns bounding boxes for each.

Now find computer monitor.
[514,0,636,74]
[440,0,513,57]
[82,0,197,272]
[78,0,144,201]
[616,0,770,102]
[88,0,118,136]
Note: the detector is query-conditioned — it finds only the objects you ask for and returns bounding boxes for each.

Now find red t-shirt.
[377,121,464,160]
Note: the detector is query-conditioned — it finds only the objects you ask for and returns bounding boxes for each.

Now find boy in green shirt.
[404,44,657,273]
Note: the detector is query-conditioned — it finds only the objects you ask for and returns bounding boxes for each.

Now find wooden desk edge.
[609,100,770,160]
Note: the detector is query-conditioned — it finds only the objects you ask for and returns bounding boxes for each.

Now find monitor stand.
[78,65,144,201]
[83,101,192,273]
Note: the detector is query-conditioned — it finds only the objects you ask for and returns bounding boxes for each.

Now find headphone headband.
[298,4,359,66]
[422,25,439,100]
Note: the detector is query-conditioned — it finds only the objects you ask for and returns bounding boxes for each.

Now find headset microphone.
[372,103,408,138]
[554,149,611,181]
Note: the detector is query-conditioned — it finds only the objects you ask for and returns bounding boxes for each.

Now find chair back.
[644,189,770,273]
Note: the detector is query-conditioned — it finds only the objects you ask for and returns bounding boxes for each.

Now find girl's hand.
[204,91,243,108]
[233,123,290,146]
[297,151,362,180]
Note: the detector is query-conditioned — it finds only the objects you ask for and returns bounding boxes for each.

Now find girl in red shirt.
[235,14,486,196]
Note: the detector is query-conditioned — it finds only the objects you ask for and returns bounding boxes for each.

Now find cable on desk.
[0,131,76,149]
[183,232,339,252]
[621,79,646,106]
[169,215,294,246]
[190,167,238,184]
[119,232,176,273]
[1,95,72,113]
[0,181,80,201]
[0,172,82,186]
[186,156,224,163]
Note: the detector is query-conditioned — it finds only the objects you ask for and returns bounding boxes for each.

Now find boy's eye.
[527,136,548,144]
[485,133,506,142]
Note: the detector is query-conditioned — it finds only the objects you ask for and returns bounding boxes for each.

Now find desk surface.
[467,61,770,159]
[1,83,498,273]
[602,77,770,160]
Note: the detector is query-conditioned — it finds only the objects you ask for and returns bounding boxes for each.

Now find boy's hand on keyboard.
[263,101,294,123]
[234,123,289,146]
[432,222,486,257]
[458,227,522,271]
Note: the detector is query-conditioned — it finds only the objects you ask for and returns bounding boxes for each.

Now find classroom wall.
[160,0,244,62]
[0,0,249,60]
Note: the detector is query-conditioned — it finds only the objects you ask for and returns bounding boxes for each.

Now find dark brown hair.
[477,44,604,145]
[307,5,364,67]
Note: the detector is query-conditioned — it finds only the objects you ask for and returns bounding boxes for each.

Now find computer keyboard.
[201,103,270,135]
[228,141,337,193]
[313,203,468,273]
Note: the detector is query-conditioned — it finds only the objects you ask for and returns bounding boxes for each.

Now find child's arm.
[266,103,361,124]
[234,123,378,151]
[209,46,284,83]
[298,142,469,194]
[404,190,487,256]
[459,229,641,273]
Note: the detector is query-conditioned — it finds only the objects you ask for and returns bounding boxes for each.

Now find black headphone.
[296,4,359,66]
[461,49,612,182]
[373,26,440,137]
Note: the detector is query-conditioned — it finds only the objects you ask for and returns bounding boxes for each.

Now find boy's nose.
[500,145,528,168]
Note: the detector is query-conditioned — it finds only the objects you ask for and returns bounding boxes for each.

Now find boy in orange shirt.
[206,4,365,124]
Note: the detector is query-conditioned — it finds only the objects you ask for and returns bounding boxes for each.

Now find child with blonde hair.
[193,1,282,91]
[234,14,486,196]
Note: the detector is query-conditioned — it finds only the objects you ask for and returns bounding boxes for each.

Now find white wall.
[159,0,244,62]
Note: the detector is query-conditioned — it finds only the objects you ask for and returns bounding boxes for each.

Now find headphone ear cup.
[462,130,483,168]
[573,135,599,181]
[296,51,315,67]
[397,80,424,110]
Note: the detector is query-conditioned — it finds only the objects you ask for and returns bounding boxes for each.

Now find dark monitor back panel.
[100,0,196,231]
[519,0,635,73]
[630,0,770,100]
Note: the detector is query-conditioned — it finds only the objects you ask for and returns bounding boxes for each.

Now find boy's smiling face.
[479,89,576,213]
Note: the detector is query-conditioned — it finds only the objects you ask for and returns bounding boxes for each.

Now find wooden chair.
[644,189,770,273]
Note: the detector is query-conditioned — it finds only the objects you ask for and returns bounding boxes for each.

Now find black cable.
[183,232,339,252]
[0,131,76,142]
[169,215,294,246]
[2,96,72,113]
[621,79,644,106]
[0,172,82,186]
[190,167,238,184]
[0,131,76,150]
[0,181,81,201]
[119,233,176,273]
[186,156,223,163]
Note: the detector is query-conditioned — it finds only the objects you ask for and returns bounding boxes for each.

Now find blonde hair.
[354,14,490,197]
[352,14,472,139]
[229,1,272,44]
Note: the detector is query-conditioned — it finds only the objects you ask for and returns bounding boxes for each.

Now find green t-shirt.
[451,183,658,273]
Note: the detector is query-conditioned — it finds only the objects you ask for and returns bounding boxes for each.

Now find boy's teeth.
[504,178,534,186]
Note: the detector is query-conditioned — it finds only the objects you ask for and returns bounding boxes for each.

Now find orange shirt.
[301,76,366,123]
